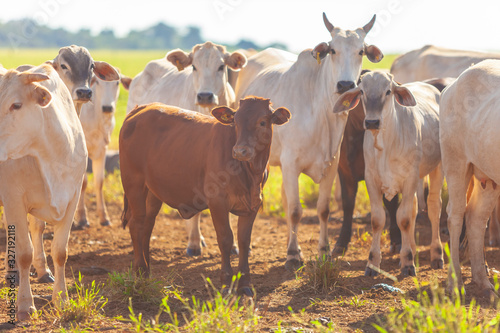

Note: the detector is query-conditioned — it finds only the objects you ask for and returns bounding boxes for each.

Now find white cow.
[235,13,383,270]
[333,71,443,276]
[391,45,500,84]
[75,73,131,229]
[440,59,500,297]
[0,64,87,320]
[126,41,247,256]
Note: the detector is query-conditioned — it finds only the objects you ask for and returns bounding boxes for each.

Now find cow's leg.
[209,205,234,289]
[4,203,35,321]
[465,178,500,297]
[185,213,205,256]
[281,165,303,271]
[236,210,258,296]
[126,188,150,275]
[333,175,342,208]
[383,196,401,254]
[143,191,162,270]
[397,188,418,277]
[417,177,427,213]
[489,197,500,247]
[427,164,444,269]
[93,152,110,227]
[74,173,89,229]
[446,166,471,291]
[317,163,336,256]
[28,215,54,283]
[332,170,358,256]
[364,175,386,277]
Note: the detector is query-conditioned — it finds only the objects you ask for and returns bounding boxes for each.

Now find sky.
[2,0,500,54]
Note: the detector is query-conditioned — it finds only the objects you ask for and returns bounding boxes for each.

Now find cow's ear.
[271,107,291,125]
[365,45,383,63]
[45,59,55,69]
[120,76,132,90]
[393,84,416,107]
[312,42,331,64]
[31,84,52,107]
[93,61,120,81]
[166,49,192,71]
[225,51,247,71]
[333,87,362,113]
[212,106,235,125]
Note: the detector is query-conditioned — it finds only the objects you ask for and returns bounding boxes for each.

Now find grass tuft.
[300,255,342,293]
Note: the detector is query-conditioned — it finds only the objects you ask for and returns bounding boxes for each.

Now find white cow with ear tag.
[333,70,443,277]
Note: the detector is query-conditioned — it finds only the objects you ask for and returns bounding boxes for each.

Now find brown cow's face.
[212,97,290,162]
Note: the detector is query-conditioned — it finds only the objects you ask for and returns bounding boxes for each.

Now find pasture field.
[1,49,499,332]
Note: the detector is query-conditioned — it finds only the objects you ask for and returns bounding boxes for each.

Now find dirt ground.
[0,198,498,332]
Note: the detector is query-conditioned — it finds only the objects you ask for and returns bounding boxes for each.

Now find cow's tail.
[121,194,130,229]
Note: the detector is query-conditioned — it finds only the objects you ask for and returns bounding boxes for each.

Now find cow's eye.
[386,90,391,96]
[260,121,266,126]
[61,64,68,70]
[218,65,225,72]
[192,65,197,71]
[330,48,336,55]
[359,50,364,56]
[10,103,22,111]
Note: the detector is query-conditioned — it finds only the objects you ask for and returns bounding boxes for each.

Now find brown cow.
[119,97,290,295]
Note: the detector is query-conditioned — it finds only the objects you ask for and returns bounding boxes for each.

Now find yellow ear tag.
[175,60,183,71]
[316,53,321,65]
[221,114,231,122]
[375,55,380,61]
[343,100,350,107]
[237,60,241,67]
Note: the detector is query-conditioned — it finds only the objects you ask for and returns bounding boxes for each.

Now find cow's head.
[167,42,247,110]
[333,71,416,130]
[48,45,119,112]
[0,67,53,162]
[312,13,384,95]
[90,68,131,115]
[212,96,290,162]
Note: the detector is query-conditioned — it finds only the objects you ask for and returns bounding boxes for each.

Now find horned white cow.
[235,13,383,270]
[75,73,131,229]
[126,41,247,256]
[391,45,500,84]
[333,70,443,276]
[0,64,87,320]
[440,59,500,297]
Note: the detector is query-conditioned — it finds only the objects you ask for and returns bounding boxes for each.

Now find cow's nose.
[102,105,114,113]
[197,92,215,105]
[233,146,254,161]
[337,81,355,94]
[76,88,92,101]
[365,119,380,130]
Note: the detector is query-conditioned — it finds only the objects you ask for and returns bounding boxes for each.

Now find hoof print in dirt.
[284,259,303,272]
[431,259,444,269]
[37,272,55,283]
[364,267,379,277]
[401,265,416,276]
[186,247,202,257]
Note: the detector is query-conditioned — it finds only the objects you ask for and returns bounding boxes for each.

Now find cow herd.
[1,12,500,321]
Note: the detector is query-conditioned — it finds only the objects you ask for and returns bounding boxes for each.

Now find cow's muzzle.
[76,87,92,102]
[233,146,255,161]
[102,105,114,113]
[364,119,380,130]
[196,92,216,106]
[337,81,355,94]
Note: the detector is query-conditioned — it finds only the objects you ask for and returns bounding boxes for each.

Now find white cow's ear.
[225,51,247,71]
[365,45,384,63]
[166,49,192,71]
[93,61,120,81]
[32,84,52,107]
[333,88,362,113]
[271,107,291,125]
[120,76,132,90]
[394,85,417,107]
[312,42,331,64]
[212,106,235,125]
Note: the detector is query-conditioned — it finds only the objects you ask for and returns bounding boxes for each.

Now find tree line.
[0,19,288,51]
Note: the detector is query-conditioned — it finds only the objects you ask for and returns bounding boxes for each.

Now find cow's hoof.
[201,239,207,248]
[284,259,303,272]
[100,220,111,227]
[481,288,498,303]
[331,245,347,258]
[364,267,379,277]
[401,265,416,276]
[186,247,201,257]
[431,259,444,269]
[17,307,35,321]
[72,220,90,230]
[231,246,239,256]
[238,287,254,297]
[38,272,55,284]
[389,243,402,254]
